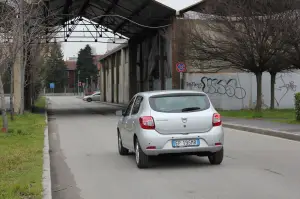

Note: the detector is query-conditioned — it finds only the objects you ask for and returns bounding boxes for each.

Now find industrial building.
[98,2,205,104]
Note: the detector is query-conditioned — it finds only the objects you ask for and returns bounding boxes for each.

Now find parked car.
[83,91,101,102]
[85,90,100,96]
[115,90,224,168]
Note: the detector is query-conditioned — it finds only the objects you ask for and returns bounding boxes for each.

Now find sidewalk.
[222,117,300,141]
[99,102,300,142]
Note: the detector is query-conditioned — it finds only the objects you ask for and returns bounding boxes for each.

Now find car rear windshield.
[149,93,210,113]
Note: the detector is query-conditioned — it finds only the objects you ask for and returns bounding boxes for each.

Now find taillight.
[139,116,155,129]
[212,113,222,126]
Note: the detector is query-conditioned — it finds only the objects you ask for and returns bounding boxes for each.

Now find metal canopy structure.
[45,0,176,41]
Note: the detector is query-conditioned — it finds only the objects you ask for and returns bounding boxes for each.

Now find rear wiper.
[181,107,201,112]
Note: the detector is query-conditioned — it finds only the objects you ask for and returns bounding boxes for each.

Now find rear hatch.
[149,92,214,135]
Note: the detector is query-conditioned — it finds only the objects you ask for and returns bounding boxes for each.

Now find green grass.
[218,109,300,124]
[0,113,46,199]
[34,96,46,109]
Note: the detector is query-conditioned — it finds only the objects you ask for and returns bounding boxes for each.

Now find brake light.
[212,113,222,126]
[139,116,155,129]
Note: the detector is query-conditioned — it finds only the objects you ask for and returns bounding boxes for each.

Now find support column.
[103,61,107,102]
[116,52,120,103]
[171,17,180,89]
[111,56,114,103]
[139,43,144,92]
[159,35,165,90]
[128,40,138,99]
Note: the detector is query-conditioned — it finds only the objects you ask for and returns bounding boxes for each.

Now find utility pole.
[73,72,76,95]
[77,70,80,95]
[85,77,88,95]
[9,63,14,120]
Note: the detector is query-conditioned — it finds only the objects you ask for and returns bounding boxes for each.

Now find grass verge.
[32,96,47,114]
[34,96,46,109]
[0,113,46,199]
[218,109,300,124]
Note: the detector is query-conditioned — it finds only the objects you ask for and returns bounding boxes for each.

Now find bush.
[295,93,300,121]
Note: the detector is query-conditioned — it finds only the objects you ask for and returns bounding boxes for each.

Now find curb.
[223,122,300,142]
[43,98,52,199]
[100,102,127,108]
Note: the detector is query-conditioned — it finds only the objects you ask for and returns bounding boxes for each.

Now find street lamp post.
[86,77,88,94]
[77,70,80,95]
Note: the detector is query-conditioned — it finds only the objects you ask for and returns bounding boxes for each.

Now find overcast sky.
[61,0,201,60]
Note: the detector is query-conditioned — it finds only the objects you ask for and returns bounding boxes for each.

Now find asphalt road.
[47,96,300,199]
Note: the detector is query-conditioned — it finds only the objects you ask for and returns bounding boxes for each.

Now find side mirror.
[116,109,126,116]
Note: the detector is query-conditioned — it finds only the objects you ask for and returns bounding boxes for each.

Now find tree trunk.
[9,65,14,120]
[255,72,263,111]
[0,77,8,132]
[270,72,277,110]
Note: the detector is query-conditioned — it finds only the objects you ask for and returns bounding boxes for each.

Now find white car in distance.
[83,91,101,102]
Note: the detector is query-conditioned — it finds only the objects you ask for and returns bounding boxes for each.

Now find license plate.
[172,139,200,148]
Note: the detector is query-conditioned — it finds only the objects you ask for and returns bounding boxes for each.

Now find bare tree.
[0,0,60,130]
[181,0,295,111]
[0,1,20,130]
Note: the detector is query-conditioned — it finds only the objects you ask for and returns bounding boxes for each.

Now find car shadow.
[127,154,214,169]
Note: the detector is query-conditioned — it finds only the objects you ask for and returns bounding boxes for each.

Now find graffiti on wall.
[275,74,298,106]
[186,76,246,99]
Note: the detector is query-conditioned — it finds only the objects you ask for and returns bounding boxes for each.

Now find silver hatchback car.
[116,90,224,168]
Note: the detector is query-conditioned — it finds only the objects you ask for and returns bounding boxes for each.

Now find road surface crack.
[264,168,283,176]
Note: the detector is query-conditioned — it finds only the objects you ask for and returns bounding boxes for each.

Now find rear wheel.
[87,98,92,102]
[135,138,149,168]
[118,132,129,155]
[208,148,224,165]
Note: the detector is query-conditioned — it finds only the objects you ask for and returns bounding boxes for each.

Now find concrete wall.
[106,63,112,102]
[100,46,130,104]
[184,71,300,110]
[120,48,129,103]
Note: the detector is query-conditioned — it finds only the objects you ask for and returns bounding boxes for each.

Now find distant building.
[65,60,77,89]
[68,57,77,61]
[65,55,103,91]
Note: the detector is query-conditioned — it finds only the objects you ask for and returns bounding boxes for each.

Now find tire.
[135,138,149,168]
[118,132,129,155]
[208,148,224,165]
[87,98,92,102]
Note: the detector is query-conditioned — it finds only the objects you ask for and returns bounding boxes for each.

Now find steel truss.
[44,17,129,43]
[41,0,138,44]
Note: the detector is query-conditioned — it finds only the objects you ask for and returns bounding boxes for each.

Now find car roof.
[136,90,207,98]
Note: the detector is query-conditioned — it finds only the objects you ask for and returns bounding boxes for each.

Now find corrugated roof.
[178,0,300,16]
[99,43,128,61]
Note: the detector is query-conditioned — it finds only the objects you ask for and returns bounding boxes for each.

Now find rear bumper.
[137,126,224,156]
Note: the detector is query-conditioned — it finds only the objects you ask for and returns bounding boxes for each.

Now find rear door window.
[124,97,136,116]
[149,93,210,113]
[131,96,143,115]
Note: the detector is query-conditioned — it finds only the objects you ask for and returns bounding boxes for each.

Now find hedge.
[295,92,300,121]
